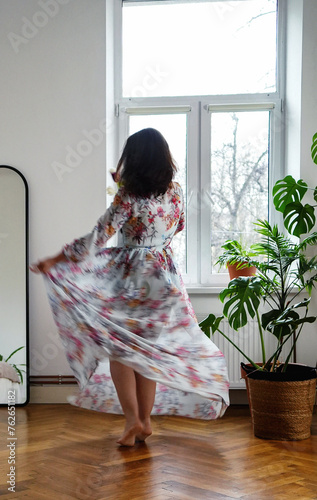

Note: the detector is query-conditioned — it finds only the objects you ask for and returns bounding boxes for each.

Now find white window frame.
[200,98,284,286]
[117,99,200,285]
[112,0,286,289]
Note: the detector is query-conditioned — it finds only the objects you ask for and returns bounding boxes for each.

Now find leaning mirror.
[0,166,29,406]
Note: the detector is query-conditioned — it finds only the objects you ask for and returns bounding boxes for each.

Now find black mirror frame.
[0,165,29,406]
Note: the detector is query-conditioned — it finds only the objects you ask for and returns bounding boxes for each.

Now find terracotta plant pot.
[227,263,256,280]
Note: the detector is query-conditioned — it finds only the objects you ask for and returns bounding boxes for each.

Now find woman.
[31,128,229,446]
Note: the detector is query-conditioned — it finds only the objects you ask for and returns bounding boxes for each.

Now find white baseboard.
[229,389,249,405]
[30,385,79,404]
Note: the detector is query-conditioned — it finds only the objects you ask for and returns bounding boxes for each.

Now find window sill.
[186,286,223,295]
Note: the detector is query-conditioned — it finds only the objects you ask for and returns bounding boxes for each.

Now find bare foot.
[117,422,143,447]
[136,420,152,442]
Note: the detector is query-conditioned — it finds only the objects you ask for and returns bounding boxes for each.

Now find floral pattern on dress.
[44,182,229,419]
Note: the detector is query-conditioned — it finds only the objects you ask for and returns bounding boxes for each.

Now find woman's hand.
[30,252,67,274]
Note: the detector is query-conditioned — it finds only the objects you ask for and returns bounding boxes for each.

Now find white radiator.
[197,315,287,388]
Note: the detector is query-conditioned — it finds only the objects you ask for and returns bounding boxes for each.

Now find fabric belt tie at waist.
[123,244,171,251]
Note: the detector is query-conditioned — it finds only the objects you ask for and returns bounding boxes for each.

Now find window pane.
[123,0,277,97]
[128,114,187,274]
[210,111,269,273]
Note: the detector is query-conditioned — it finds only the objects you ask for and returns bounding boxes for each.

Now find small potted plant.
[216,239,257,280]
[0,346,25,384]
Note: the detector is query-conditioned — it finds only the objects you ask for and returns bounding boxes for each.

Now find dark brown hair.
[115,128,177,197]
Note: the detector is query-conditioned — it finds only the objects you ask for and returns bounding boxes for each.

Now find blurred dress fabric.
[44,183,229,419]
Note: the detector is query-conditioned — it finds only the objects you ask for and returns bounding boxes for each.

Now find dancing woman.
[31,128,229,446]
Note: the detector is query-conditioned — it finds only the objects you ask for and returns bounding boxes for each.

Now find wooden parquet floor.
[0,404,316,500]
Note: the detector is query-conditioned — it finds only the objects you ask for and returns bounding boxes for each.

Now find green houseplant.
[216,240,257,280]
[200,219,317,374]
[200,135,317,440]
[0,346,25,383]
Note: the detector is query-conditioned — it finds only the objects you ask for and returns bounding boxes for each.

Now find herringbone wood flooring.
[0,404,316,500]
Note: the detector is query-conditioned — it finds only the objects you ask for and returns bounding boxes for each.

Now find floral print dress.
[44,182,229,419]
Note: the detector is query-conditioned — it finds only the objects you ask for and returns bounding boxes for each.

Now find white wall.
[297,0,317,365]
[0,0,108,376]
[0,0,316,385]
[283,0,317,366]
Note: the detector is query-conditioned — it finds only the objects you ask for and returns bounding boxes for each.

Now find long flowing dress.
[44,182,229,419]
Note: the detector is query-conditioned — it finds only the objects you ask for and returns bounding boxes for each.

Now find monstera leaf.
[262,299,316,339]
[311,132,317,165]
[283,202,315,237]
[262,308,299,339]
[273,176,307,213]
[219,277,262,331]
[199,314,224,338]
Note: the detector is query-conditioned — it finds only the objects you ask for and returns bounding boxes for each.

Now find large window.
[115,0,284,287]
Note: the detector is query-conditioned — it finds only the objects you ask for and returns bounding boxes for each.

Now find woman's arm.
[173,183,185,236]
[174,210,185,236]
[63,187,132,261]
[31,187,133,274]
[30,251,68,274]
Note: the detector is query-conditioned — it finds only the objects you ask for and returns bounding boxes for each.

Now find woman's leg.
[134,372,156,441]
[110,361,156,445]
[109,360,143,446]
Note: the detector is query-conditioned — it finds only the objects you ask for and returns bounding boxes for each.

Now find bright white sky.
[123,0,277,97]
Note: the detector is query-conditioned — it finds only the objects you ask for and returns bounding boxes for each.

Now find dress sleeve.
[63,187,133,261]
[174,183,185,236]
[174,209,185,235]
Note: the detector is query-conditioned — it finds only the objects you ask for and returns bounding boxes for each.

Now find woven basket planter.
[243,364,317,440]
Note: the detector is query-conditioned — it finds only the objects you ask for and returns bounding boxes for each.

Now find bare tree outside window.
[210,111,269,272]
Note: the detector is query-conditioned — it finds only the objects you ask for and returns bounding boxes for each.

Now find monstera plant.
[200,133,317,441]
[200,219,317,373]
